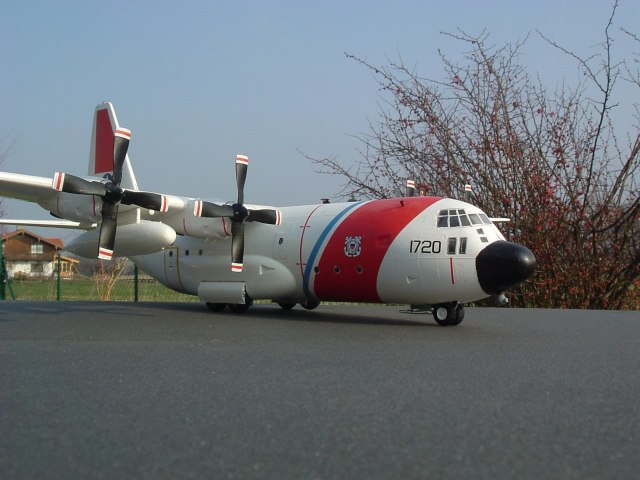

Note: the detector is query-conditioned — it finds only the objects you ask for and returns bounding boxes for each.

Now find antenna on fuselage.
[406,180,416,197]
[464,184,472,203]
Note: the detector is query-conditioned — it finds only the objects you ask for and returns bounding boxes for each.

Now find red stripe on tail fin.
[94,108,115,174]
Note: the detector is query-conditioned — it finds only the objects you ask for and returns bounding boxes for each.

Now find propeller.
[52,128,168,260]
[194,154,282,272]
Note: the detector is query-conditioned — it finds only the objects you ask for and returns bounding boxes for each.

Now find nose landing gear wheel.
[452,304,465,325]
[433,302,465,326]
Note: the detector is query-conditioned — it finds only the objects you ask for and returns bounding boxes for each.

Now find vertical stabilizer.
[88,102,139,190]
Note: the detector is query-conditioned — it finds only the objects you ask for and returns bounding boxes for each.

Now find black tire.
[433,303,457,326]
[229,303,250,313]
[206,302,226,312]
[301,300,320,310]
[228,297,253,314]
[278,302,296,310]
[451,304,465,325]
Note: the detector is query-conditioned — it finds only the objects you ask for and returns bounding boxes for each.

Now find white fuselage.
[131,196,505,306]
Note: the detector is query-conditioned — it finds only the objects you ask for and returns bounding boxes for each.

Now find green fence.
[6,274,198,302]
[1,261,197,303]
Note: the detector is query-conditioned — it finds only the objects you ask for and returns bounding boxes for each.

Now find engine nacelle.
[164,200,231,240]
[65,221,176,258]
[39,192,101,224]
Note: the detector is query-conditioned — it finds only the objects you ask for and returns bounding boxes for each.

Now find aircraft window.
[459,237,468,254]
[447,238,457,255]
[438,209,477,228]
[480,213,492,224]
[468,213,482,225]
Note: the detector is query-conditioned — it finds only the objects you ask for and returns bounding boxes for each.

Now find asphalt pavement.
[1,302,639,479]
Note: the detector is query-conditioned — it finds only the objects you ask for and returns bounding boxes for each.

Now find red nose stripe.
[313,197,440,302]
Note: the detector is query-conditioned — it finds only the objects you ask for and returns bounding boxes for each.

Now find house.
[1,229,78,279]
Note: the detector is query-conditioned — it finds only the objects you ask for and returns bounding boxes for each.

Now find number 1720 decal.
[409,240,442,254]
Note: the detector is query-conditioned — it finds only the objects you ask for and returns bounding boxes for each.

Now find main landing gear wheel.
[229,301,252,313]
[433,303,465,326]
[206,302,226,312]
[277,302,296,310]
[228,297,254,314]
[301,300,320,310]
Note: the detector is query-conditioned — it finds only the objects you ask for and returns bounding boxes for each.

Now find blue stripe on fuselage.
[302,201,364,299]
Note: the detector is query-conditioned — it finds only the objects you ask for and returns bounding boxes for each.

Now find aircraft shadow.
[0,301,437,327]
[140,302,435,327]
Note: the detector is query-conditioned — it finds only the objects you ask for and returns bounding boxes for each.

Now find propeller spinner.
[194,154,282,272]
[52,128,168,260]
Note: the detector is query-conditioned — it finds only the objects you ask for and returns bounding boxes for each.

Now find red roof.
[2,228,64,249]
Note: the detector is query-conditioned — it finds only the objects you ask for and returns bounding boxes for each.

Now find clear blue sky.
[1,0,638,240]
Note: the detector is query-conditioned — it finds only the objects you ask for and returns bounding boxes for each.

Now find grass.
[5,278,199,302]
[4,278,366,306]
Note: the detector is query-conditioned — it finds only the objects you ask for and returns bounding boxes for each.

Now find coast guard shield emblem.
[344,236,362,258]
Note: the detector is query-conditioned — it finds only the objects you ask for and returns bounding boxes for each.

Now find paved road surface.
[1,302,639,479]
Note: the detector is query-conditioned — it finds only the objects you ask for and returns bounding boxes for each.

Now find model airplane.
[0,102,536,325]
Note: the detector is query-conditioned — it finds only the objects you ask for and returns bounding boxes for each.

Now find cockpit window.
[438,209,492,228]
[468,213,482,225]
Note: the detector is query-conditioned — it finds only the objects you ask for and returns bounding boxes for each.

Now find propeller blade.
[98,202,119,260]
[235,154,248,205]
[112,128,131,185]
[247,208,282,225]
[52,172,107,196]
[194,200,234,218]
[121,190,169,212]
[231,221,245,272]
[406,180,416,197]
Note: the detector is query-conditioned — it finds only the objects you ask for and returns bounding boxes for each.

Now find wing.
[0,171,57,204]
[0,172,96,230]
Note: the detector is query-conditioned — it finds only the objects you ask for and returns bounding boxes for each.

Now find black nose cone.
[476,241,536,295]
